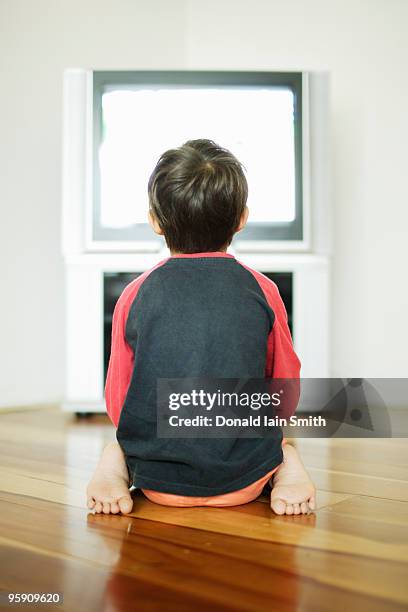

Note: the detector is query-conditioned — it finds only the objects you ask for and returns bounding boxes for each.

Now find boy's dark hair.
[148,139,248,253]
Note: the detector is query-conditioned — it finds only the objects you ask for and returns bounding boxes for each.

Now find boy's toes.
[300,502,309,514]
[308,496,316,511]
[285,504,294,515]
[270,498,286,515]
[293,503,300,515]
[90,498,132,515]
[118,495,133,514]
[87,498,95,510]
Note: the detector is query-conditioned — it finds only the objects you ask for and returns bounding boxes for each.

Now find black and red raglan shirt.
[105,252,301,497]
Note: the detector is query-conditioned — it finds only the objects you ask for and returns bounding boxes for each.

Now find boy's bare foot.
[87,442,133,515]
[270,444,316,515]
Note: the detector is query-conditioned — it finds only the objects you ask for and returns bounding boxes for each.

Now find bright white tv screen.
[92,72,303,243]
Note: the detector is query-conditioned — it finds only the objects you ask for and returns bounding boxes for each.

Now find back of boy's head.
[148,139,248,253]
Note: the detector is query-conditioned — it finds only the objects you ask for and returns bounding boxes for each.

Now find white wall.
[1,0,407,406]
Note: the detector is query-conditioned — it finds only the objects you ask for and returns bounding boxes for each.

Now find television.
[92,70,304,247]
[62,69,332,255]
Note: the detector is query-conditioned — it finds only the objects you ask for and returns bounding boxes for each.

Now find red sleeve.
[262,281,301,380]
[239,264,301,416]
[105,261,168,428]
[104,280,139,428]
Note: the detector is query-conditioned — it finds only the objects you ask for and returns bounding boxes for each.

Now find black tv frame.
[92,70,303,244]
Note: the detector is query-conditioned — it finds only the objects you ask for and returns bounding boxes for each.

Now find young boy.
[87,139,316,516]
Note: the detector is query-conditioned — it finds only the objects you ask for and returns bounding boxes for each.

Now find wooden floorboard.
[0,407,407,611]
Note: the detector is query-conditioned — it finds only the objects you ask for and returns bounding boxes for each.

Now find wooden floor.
[0,407,407,611]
